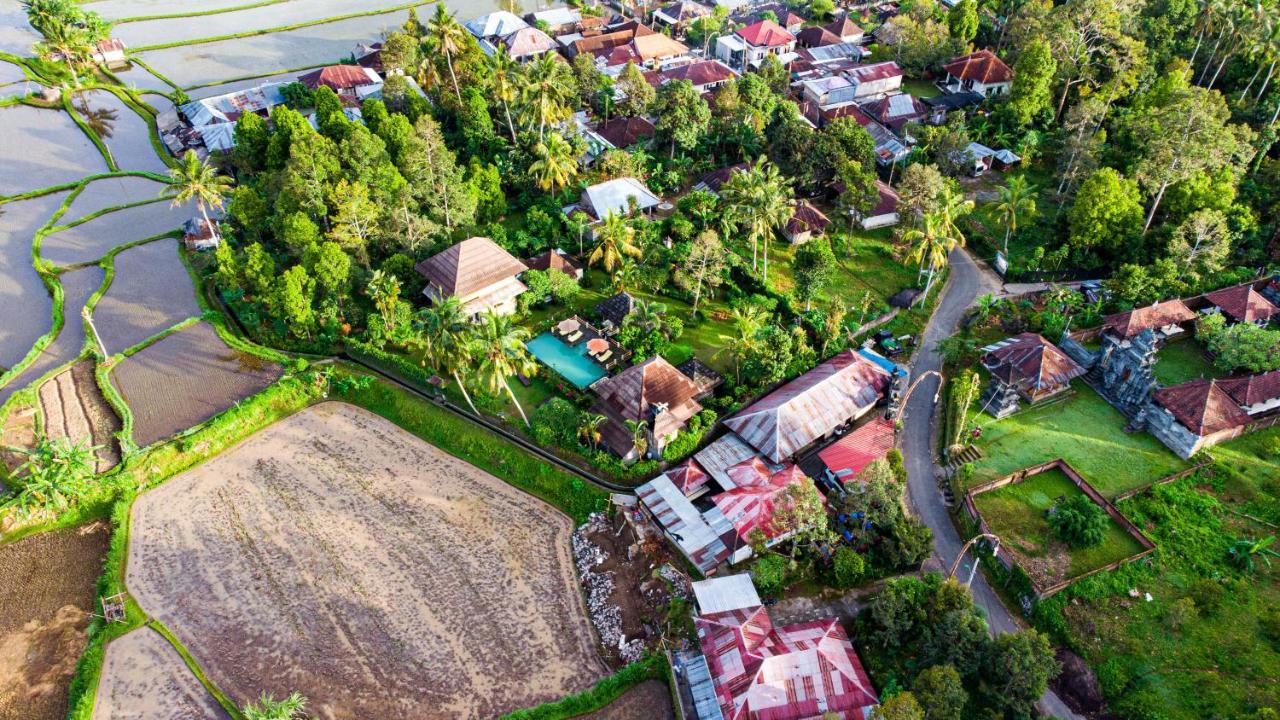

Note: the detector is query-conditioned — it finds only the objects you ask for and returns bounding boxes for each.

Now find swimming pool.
[526,332,607,389]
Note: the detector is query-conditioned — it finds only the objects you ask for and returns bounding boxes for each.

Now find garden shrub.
[1164,597,1199,631]
[831,546,866,589]
[500,654,668,720]
[1188,578,1225,615]
[529,397,581,448]
[752,554,788,597]
[1049,495,1106,548]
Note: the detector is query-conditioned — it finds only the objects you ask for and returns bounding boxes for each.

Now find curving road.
[899,248,1082,720]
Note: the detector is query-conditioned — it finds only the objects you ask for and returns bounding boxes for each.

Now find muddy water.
[0,105,108,197]
[0,191,69,372]
[71,90,171,175]
[93,238,201,355]
[0,265,103,406]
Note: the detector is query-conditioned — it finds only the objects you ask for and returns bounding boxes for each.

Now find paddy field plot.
[109,321,281,446]
[110,63,177,94]
[581,681,675,720]
[0,61,35,100]
[38,359,123,472]
[94,627,229,720]
[41,199,191,267]
[71,91,170,175]
[127,402,607,719]
[90,0,292,21]
[115,0,427,48]
[58,176,169,227]
[0,523,110,720]
[0,191,68,372]
[0,265,102,406]
[135,9,418,88]
[186,69,306,98]
[93,239,201,355]
[0,105,108,197]
[0,0,41,56]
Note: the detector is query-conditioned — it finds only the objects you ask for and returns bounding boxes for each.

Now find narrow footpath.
[900,248,1082,720]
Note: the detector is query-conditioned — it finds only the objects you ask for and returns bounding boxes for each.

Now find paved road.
[900,248,1082,720]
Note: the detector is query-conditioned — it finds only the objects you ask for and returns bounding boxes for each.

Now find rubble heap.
[572,513,646,663]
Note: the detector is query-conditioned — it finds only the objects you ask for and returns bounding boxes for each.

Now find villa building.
[414,237,527,317]
[715,20,797,72]
[941,49,1013,97]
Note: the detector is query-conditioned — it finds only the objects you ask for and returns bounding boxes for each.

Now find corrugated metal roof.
[724,350,891,462]
[582,177,662,218]
[695,433,765,490]
[465,11,528,38]
[692,574,762,615]
[678,651,725,720]
[637,474,733,572]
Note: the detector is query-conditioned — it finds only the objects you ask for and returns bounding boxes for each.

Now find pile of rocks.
[573,514,645,663]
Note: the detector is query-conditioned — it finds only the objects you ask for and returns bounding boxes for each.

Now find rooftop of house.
[595,291,637,328]
[736,19,796,47]
[818,416,896,482]
[981,333,1086,393]
[465,10,529,38]
[847,60,903,84]
[713,464,817,541]
[646,59,737,87]
[725,349,892,462]
[862,92,927,122]
[595,115,656,148]
[414,236,527,300]
[871,179,900,215]
[593,355,703,439]
[796,25,842,47]
[1154,379,1251,437]
[824,16,864,38]
[523,248,582,277]
[943,48,1013,84]
[1218,370,1280,408]
[785,201,830,236]
[500,26,558,57]
[581,177,662,218]
[667,458,712,495]
[298,65,381,92]
[1201,284,1280,324]
[656,0,712,22]
[691,573,761,615]
[1103,299,1198,338]
[693,162,750,195]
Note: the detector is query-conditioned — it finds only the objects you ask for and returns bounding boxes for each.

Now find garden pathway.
[900,248,1082,720]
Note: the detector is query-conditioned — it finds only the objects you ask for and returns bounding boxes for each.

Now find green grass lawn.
[902,78,942,99]
[768,226,916,315]
[967,380,1190,498]
[1153,339,1223,387]
[973,468,1147,582]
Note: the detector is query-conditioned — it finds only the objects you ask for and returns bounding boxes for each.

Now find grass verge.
[499,653,670,720]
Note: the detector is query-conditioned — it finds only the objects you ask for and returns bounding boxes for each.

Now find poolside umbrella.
[587,338,609,354]
[557,318,581,335]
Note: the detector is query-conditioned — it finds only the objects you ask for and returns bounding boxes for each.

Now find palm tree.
[426,3,467,105]
[522,54,574,141]
[529,132,578,194]
[366,269,401,336]
[1228,536,1279,573]
[410,297,481,415]
[3,437,97,522]
[610,256,640,291]
[721,158,791,283]
[588,212,642,272]
[903,213,961,305]
[490,44,522,142]
[577,413,606,450]
[472,311,537,425]
[714,305,767,383]
[625,419,649,458]
[934,184,975,244]
[242,692,308,720]
[162,151,231,244]
[993,175,1036,260]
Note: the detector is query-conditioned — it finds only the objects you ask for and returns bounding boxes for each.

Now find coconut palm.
[610,256,641,291]
[588,212,642,273]
[365,269,401,336]
[490,44,522,141]
[721,158,792,283]
[3,437,96,522]
[426,3,467,104]
[625,419,649,458]
[242,692,308,720]
[411,297,480,415]
[529,132,578,194]
[993,174,1037,259]
[903,213,961,305]
[522,53,575,141]
[472,311,538,425]
[577,413,606,450]
[36,20,93,80]
[162,151,231,244]
[934,184,975,245]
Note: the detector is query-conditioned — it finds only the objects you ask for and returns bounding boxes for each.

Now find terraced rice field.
[40,199,191,267]
[94,627,229,720]
[57,176,168,227]
[38,360,122,472]
[93,239,201,355]
[109,321,281,447]
[70,91,170,175]
[134,8,419,88]
[0,265,103,405]
[89,0,296,21]
[0,105,107,197]
[0,0,41,56]
[114,0,425,48]
[0,523,110,720]
[0,191,69,372]
[127,402,606,719]
[0,60,34,99]
[109,63,177,94]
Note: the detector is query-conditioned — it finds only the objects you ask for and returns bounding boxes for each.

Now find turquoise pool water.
[526,332,607,388]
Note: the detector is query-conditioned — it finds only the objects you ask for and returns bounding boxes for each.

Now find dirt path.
[37,360,121,472]
[126,402,607,720]
[93,627,229,720]
[579,680,674,720]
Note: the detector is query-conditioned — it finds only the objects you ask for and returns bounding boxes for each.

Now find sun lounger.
[565,329,583,343]
[594,349,613,363]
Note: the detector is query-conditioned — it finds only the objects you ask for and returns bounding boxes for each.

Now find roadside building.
[592,356,705,460]
[819,416,895,485]
[979,333,1086,417]
[715,19,797,72]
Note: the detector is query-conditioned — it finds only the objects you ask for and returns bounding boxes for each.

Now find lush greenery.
[966,381,1190,498]
[1197,312,1280,373]
[499,653,670,720]
[1153,337,1225,386]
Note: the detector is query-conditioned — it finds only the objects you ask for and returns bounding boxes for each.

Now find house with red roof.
[690,574,879,720]
[819,417,895,485]
[298,65,383,103]
[942,49,1013,97]
[860,92,927,133]
[1198,284,1280,326]
[980,333,1086,417]
[1148,379,1251,458]
[646,59,738,94]
[854,180,900,230]
[715,19,797,72]
[593,355,707,460]
[1219,370,1280,418]
[783,201,831,244]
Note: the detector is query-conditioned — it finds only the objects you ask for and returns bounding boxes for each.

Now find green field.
[967,381,1190,498]
[1153,339,1223,386]
[768,226,917,315]
[973,468,1146,582]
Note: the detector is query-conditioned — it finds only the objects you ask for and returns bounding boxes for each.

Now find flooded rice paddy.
[93,239,201,355]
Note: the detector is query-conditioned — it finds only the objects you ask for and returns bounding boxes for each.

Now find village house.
[1147,379,1252,458]
[715,19,797,72]
[523,248,583,281]
[297,65,383,104]
[182,217,221,251]
[1197,284,1280,326]
[692,162,750,197]
[964,141,1021,174]
[800,62,902,108]
[791,41,868,75]
[941,49,1013,97]
[682,574,879,720]
[414,236,528,317]
[485,25,559,60]
[352,42,383,72]
[569,21,690,72]
[645,59,738,95]
[1219,370,1280,418]
[923,91,986,123]
[825,16,865,44]
[174,82,287,154]
[594,115,657,151]
[783,201,830,244]
[569,177,664,224]
[812,104,911,166]
[819,416,895,486]
[796,25,842,48]
[979,333,1086,418]
[592,356,706,460]
[860,92,928,133]
[653,0,712,33]
[526,6,582,35]
[90,38,127,66]
[724,349,893,463]
[464,10,529,43]
[854,180,901,230]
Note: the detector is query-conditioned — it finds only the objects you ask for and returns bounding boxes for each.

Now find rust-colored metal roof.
[818,417,895,482]
[414,237,527,300]
[524,249,581,277]
[1154,379,1250,436]
[1202,284,1280,324]
[667,458,711,495]
[725,350,891,462]
[1218,370,1280,408]
[981,333,1085,394]
[785,201,830,236]
[595,115,656,148]
[796,26,841,47]
[1102,300,1197,338]
[298,65,379,91]
[824,16,863,38]
[943,49,1012,84]
[594,356,702,440]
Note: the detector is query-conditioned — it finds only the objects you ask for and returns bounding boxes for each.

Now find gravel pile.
[573,513,646,663]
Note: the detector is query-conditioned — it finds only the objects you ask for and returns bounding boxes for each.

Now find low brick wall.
[965,459,1155,599]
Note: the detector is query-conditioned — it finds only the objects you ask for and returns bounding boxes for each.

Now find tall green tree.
[411,297,480,413]
[675,230,727,314]
[947,0,979,43]
[163,151,232,244]
[993,174,1037,259]
[1167,208,1232,282]
[326,180,379,268]
[653,79,711,158]
[366,269,402,337]
[722,158,792,281]
[913,664,967,720]
[1067,168,1143,259]
[793,236,837,310]
[426,3,467,104]
[529,132,578,194]
[615,61,655,116]
[1005,36,1056,125]
[522,53,575,141]
[983,631,1060,717]
[278,265,316,340]
[472,311,537,425]
[490,44,522,142]
[588,213,643,272]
